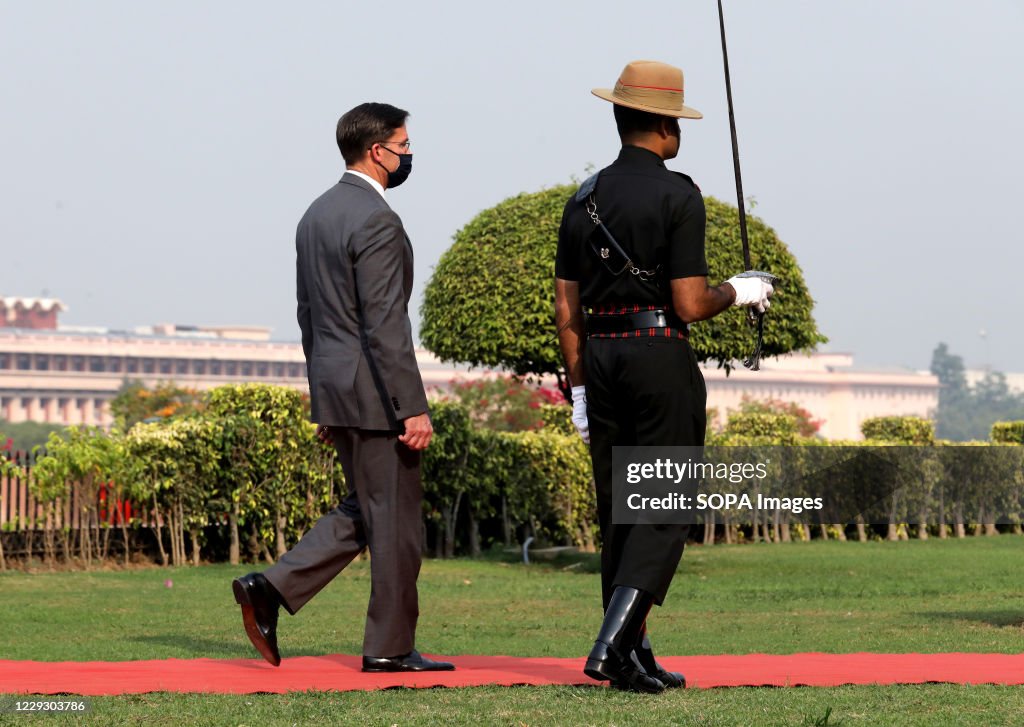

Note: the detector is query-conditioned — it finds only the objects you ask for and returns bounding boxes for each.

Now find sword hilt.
[734,269,778,283]
[736,270,778,370]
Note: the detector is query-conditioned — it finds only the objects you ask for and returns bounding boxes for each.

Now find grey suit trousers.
[264,426,422,658]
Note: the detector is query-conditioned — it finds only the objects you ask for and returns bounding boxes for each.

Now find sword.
[717,0,776,370]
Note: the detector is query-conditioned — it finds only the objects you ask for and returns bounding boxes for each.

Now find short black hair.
[336,102,410,165]
[613,104,674,142]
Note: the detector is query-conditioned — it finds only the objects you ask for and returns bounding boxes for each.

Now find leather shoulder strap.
[574,171,601,203]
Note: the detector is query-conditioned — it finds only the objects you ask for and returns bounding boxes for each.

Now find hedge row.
[421,399,594,557]
[702,413,1023,544]
[6,385,593,567]
[992,421,1024,444]
[6,390,1022,567]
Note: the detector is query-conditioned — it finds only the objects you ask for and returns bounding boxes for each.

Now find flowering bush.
[737,396,823,438]
[110,381,202,427]
[432,374,564,432]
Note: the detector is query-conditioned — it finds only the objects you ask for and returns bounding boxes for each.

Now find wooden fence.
[1,451,133,533]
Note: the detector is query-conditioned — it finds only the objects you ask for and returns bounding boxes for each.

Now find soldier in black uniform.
[555,60,773,693]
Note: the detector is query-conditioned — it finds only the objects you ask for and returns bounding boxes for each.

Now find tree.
[110,380,202,428]
[123,422,188,566]
[930,343,969,441]
[930,342,968,392]
[861,416,937,541]
[123,418,221,567]
[930,343,1024,441]
[421,400,474,557]
[421,185,825,389]
[32,427,125,566]
[205,384,312,565]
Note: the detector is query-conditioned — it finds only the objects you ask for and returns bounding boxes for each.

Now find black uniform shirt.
[555,145,709,308]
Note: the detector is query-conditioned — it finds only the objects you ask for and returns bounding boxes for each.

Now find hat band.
[613,81,684,111]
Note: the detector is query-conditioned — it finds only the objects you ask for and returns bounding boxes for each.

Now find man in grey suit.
[232,102,454,673]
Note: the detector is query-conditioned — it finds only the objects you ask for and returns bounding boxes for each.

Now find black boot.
[584,587,665,693]
[634,629,685,688]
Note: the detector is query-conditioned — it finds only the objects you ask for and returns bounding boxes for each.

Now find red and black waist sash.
[584,304,688,339]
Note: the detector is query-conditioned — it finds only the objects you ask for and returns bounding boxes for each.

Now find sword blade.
[717,0,751,271]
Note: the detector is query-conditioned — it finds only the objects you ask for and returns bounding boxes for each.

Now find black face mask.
[378,145,413,188]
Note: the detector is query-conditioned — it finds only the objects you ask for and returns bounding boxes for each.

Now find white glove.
[571,385,590,444]
[726,275,774,314]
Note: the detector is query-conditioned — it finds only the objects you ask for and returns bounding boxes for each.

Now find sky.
[2,0,1022,373]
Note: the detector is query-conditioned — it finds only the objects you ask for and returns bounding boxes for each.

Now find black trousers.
[264,427,423,658]
[584,336,706,606]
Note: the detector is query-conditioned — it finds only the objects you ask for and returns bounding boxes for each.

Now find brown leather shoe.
[362,649,455,672]
[232,573,281,666]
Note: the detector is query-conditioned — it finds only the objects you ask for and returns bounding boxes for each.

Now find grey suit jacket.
[296,173,428,430]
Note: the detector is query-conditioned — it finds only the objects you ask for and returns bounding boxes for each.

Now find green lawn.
[2,537,1023,725]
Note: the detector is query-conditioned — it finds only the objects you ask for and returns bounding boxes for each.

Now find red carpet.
[2,653,1023,695]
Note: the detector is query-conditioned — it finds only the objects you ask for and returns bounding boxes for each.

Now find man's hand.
[399,412,433,451]
[725,274,774,314]
[316,425,333,446]
[571,385,590,444]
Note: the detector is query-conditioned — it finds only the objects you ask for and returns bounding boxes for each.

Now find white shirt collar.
[346,169,386,199]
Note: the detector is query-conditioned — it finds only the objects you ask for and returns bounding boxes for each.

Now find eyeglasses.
[377,140,412,152]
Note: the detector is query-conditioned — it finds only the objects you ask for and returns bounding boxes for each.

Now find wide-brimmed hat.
[592,60,702,119]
